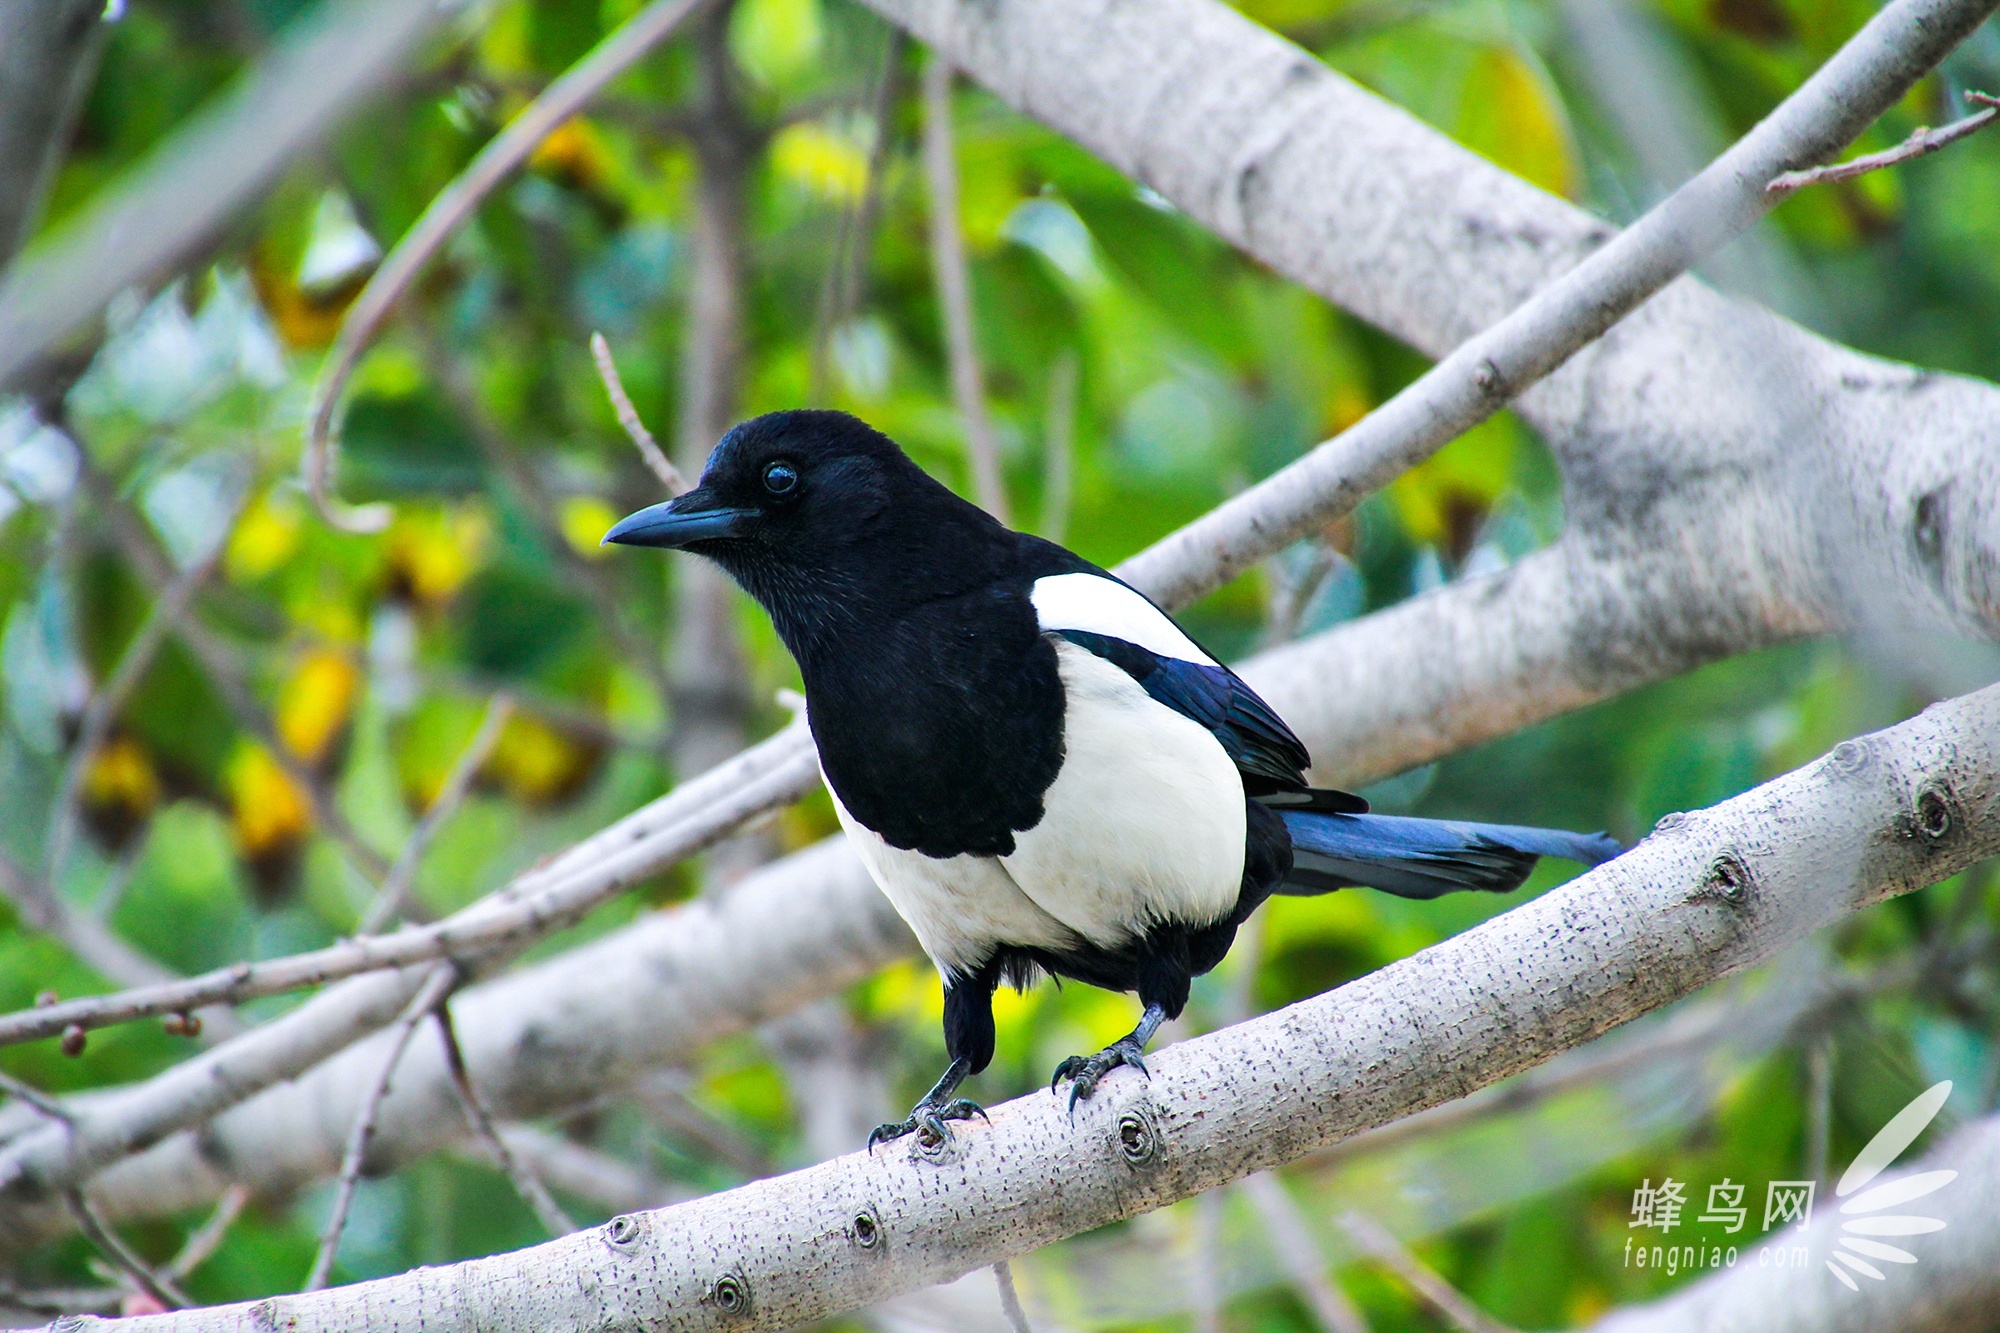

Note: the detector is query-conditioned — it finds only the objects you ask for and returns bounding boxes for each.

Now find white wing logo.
[1826,1080,1956,1291]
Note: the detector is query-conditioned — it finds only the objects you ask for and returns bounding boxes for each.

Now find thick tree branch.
[0,0,106,267]
[79,682,2000,1330]
[0,0,452,393]
[0,717,818,1207]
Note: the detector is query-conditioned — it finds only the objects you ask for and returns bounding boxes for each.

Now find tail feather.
[1275,808,1622,901]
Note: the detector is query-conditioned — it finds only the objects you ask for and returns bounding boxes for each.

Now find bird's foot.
[1051,1036,1150,1113]
[867,1097,988,1152]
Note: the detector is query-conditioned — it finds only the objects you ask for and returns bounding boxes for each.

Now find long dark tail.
[1273,800,1622,901]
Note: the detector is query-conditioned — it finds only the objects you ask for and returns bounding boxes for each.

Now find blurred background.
[1,0,1998,1326]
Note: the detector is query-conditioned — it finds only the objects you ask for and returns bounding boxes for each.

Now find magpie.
[605,409,1620,1148]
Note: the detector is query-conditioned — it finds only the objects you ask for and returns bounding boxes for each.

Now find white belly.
[1001,641,1245,948]
[825,639,1247,979]
[828,787,1082,979]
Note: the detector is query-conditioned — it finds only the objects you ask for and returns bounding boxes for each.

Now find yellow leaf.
[387,505,490,607]
[225,488,304,583]
[530,117,617,194]
[1456,47,1579,199]
[277,650,359,765]
[83,737,160,818]
[1385,415,1519,552]
[730,0,823,87]
[770,122,868,204]
[560,495,617,560]
[226,743,312,857]
[483,711,597,806]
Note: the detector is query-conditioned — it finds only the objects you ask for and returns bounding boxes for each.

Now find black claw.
[938,1098,989,1125]
[869,1096,989,1152]
[1051,1037,1151,1113]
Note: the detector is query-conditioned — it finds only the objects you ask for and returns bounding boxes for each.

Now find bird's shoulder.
[1007,539,1313,795]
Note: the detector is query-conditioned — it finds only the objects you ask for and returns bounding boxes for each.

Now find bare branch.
[63,1188,189,1311]
[71,681,2000,1331]
[301,0,708,533]
[1766,91,1998,196]
[922,54,1009,523]
[590,332,684,494]
[45,496,236,896]
[0,712,814,1050]
[0,1070,70,1124]
[991,1259,1033,1333]
[357,693,516,935]
[0,0,452,393]
[1337,1211,1512,1333]
[166,1185,249,1282]
[1238,1175,1370,1333]
[305,964,460,1292]
[0,0,106,266]
[429,995,576,1237]
[1038,351,1077,544]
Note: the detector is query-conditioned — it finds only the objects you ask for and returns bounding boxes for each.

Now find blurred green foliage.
[1,0,1997,1324]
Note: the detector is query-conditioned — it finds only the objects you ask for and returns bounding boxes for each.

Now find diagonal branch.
[71,680,2000,1331]
[922,53,1009,523]
[301,0,708,532]
[303,964,459,1291]
[0,0,454,393]
[1767,90,1998,196]
[356,693,514,934]
[1093,0,2000,608]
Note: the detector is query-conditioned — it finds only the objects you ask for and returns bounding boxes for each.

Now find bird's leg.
[1051,1002,1168,1112]
[867,1055,988,1151]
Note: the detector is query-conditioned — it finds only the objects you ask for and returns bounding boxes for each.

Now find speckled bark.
[859,0,2000,782]
[69,686,2000,1332]
[12,0,2000,1266]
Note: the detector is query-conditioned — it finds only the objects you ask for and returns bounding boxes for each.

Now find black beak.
[601,491,754,549]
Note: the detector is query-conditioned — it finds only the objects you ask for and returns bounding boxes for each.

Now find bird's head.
[602,409,999,626]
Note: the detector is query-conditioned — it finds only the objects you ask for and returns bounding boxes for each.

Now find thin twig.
[991,1258,1033,1333]
[0,1069,70,1122]
[45,500,234,892]
[429,992,576,1236]
[1238,1175,1371,1333]
[1039,351,1078,544]
[1766,91,1998,195]
[424,330,676,703]
[1806,1030,1833,1186]
[590,332,684,494]
[80,466,391,884]
[63,1188,190,1310]
[0,1281,124,1318]
[357,694,515,935]
[302,0,708,533]
[168,1184,250,1281]
[921,52,1009,524]
[0,711,817,1049]
[306,963,461,1291]
[1337,1211,1513,1333]
[809,26,905,403]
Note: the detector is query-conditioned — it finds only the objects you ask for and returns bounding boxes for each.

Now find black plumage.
[605,409,1621,1146]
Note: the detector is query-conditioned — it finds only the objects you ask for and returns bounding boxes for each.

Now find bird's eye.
[762,461,799,495]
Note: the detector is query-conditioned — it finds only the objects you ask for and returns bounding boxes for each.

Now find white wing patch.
[1001,642,1244,947]
[825,644,1247,976]
[1029,572,1215,665]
